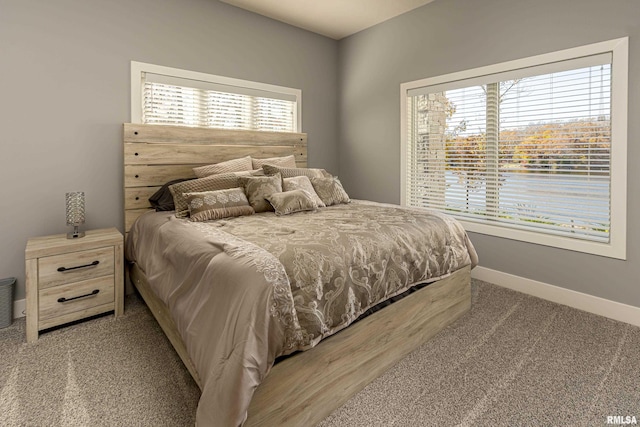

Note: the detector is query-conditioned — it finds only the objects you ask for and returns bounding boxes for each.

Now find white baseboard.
[472,266,640,328]
[13,298,25,319]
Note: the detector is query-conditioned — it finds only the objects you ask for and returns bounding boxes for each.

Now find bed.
[123,123,478,426]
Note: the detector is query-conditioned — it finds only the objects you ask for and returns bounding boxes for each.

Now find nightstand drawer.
[38,275,115,323]
[38,246,114,289]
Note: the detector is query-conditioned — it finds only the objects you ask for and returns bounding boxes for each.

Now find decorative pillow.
[244,169,266,177]
[238,173,283,213]
[310,177,351,206]
[266,190,318,216]
[149,178,193,211]
[283,176,325,208]
[184,188,254,222]
[252,155,297,170]
[169,172,242,217]
[262,164,332,180]
[193,156,253,178]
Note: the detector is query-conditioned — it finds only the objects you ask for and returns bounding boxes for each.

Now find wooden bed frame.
[123,123,471,426]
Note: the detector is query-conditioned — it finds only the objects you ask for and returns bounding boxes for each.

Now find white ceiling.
[220,0,435,40]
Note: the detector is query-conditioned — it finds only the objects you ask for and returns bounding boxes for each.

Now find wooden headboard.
[123,123,308,233]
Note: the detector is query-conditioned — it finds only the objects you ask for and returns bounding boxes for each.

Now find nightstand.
[25,228,124,342]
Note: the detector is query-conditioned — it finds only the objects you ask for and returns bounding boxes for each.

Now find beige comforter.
[125,200,478,426]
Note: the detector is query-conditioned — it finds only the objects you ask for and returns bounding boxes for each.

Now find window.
[131,62,301,132]
[401,38,628,259]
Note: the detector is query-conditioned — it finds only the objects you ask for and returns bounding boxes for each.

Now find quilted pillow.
[310,177,350,206]
[193,156,253,178]
[262,164,332,180]
[283,176,325,208]
[184,188,254,222]
[252,155,297,170]
[238,173,283,213]
[266,189,318,216]
[169,173,242,217]
[149,178,193,212]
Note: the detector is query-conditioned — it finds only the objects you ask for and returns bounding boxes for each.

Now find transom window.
[131,62,301,132]
[401,38,628,259]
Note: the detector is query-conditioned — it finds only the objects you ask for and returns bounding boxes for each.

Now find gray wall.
[0,0,338,301]
[338,0,640,307]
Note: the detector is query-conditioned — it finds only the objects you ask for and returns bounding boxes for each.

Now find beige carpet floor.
[1,279,638,426]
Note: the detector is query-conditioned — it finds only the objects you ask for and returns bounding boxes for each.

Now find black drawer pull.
[57,260,100,272]
[57,289,100,303]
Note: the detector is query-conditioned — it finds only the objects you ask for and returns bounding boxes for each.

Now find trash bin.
[0,277,15,328]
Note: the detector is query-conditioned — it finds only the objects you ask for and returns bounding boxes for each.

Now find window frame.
[400,37,628,259]
[130,61,302,132]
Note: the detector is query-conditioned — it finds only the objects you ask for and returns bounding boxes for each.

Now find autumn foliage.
[445,119,610,177]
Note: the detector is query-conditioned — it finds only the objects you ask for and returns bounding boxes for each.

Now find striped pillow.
[262,164,331,180]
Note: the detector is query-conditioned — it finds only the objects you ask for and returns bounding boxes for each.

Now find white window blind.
[401,38,628,259]
[133,63,300,132]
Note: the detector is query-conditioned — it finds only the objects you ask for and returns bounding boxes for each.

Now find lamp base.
[67,226,85,239]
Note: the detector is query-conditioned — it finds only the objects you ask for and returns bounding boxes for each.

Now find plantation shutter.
[142,73,297,132]
[406,53,612,243]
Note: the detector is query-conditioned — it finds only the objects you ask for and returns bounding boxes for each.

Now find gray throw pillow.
[266,189,318,216]
[310,177,350,206]
[238,173,283,213]
[283,176,325,208]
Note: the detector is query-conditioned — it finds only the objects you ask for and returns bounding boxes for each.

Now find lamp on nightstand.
[66,192,85,239]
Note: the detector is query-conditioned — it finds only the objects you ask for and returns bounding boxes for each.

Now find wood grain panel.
[25,228,123,260]
[124,165,196,188]
[125,187,161,210]
[38,275,115,322]
[126,209,154,231]
[124,123,307,146]
[25,258,38,343]
[39,302,116,331]
[38,246,114,289]
[125,143,306,166]
[114,243,124,316]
